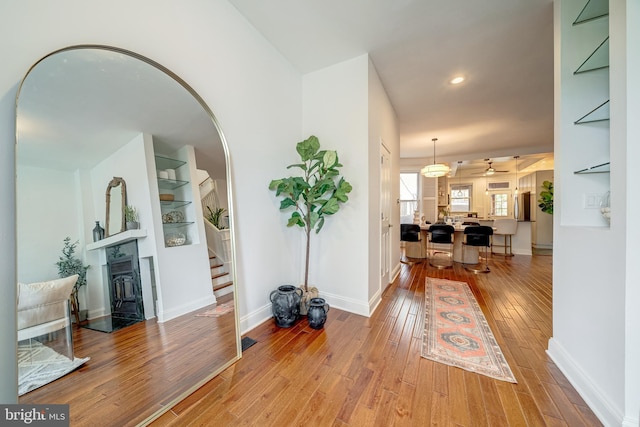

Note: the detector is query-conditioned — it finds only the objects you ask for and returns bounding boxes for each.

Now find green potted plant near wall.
[125,205,139,230]
[269,135,352,327]
[56,237,89,323]
[538,180,553,215]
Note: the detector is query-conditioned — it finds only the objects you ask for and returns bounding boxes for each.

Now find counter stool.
[400,224,424,265]
[463,225,493,273]
[427,224,454,269]
[492,218,517,257]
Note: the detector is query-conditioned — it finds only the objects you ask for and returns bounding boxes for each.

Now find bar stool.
[427,224,454,269]
[400,224,424,265]
[492,218,517,257]
[463,225,493,273]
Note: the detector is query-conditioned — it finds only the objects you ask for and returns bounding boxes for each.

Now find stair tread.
[211,272,229,279]
[213,281,233,291]
[210,264,224,269]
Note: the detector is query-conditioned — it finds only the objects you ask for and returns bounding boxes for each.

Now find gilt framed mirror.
[15,45,240,425]
[105,176,127,237]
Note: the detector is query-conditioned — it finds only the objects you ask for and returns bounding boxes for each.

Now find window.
[491,193,509,216]
[450,184,472,212]
[400,173,418,222]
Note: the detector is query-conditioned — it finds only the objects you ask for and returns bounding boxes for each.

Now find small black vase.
[270,285,303,328]
[307,297,330,329]
[92,221,105,242]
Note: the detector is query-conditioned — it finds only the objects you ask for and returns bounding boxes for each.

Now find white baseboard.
[240,303,272,336]
[158,294,217,323]
[547,337,626,427]
[391,262,401,283]
[320,290,370,317]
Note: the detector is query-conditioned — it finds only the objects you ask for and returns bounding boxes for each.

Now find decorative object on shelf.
[157,170,169,179]
[159,193,174,202]
[537,180,554,215]
[270,285,303,328]
[124,205,140,230]
[421,138,450,178]
[600,191,610,223]
[269,135,352,315]
[55,237,89,321]
[306,297,330,329]
[165,169,176,180]
[206,206,228,229]
[92,221,105,242]
[162,210,184,224]
[165,232,186,247]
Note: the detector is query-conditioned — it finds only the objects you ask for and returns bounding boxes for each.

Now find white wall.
[550,0,639,425]
[622,0,640,422]
[298,54,399,316]
[367,58,401,303]
[301,54,370,315]
[0,0,302,403]
[16,166,82,284]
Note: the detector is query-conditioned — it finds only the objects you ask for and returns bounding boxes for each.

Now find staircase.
[200,173,234,297]
[209,252,233,297]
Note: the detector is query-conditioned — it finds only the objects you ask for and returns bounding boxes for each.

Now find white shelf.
[87,229,147,251]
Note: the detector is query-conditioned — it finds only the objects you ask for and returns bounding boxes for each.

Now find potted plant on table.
[269,135,352,325]
[56,237,89,323]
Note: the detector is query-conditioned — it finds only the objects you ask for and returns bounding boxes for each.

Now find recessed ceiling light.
[450,76,465,85]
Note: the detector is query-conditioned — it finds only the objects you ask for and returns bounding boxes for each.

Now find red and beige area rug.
[421,278,517,383]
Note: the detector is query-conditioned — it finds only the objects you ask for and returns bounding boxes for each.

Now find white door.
[380,142,392,289]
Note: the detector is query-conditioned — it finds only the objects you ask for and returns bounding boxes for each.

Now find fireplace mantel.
[87,229,147,251]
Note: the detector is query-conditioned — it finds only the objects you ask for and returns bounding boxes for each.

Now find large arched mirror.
[15,46,240,425]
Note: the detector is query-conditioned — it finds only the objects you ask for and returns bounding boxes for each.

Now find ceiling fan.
[473,159,509,176]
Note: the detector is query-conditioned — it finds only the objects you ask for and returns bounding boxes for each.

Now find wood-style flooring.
[19,293,238,427]
[151,253,603,426]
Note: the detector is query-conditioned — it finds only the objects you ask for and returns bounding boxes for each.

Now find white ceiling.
[17,47,226,179]
[229,0,555,172]
[17,3,555,177]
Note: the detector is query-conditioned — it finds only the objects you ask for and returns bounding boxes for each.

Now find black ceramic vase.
[92,221,105,242]
[306,297,330,329]
[270,285,303,328]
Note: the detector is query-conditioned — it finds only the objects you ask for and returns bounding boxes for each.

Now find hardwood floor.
[19,294,238,427]
[151,254,603,426]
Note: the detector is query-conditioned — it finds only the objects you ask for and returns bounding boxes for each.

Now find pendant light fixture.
[421,138,450,178]
[514,156,520,195]
[456,161,464,197]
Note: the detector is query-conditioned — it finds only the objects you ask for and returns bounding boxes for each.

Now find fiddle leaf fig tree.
[538,180,554,215]
[269,135,353,292]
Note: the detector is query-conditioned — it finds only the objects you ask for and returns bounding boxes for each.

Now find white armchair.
[17,275,78,360]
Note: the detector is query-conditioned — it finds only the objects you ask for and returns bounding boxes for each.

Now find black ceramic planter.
[306,297,330,329]
[270,285,303,328]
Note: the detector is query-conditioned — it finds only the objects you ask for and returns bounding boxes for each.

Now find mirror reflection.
[105,176,126,237]
[15,46,240,425]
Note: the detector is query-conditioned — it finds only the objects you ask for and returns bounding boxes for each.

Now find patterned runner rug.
[421,278,517,383]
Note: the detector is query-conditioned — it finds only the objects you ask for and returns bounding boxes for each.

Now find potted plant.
[538,180,553,215]
[55,237,89,322]
[269,135,352,319]
[206,206,228,229]
[124,205,140,230]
